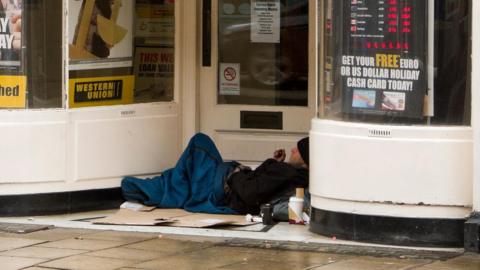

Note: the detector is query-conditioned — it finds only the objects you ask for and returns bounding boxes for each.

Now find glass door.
[200,0,315,163]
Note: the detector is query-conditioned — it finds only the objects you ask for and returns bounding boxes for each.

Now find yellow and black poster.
[69,75,134,108]
[0,75,26,108]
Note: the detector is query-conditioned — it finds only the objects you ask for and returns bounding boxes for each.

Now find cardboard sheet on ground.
[169,212,255,227]
[92,208,187,226]
[92,207,258,228]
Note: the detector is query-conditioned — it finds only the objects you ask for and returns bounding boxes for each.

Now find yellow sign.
[0,75,26,108]
[69,75,134,108]
[376,54,400,68]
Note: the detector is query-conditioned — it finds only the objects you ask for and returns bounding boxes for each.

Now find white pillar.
[180,0,199,147]
[472,1,480,212]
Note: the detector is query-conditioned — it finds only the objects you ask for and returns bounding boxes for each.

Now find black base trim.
[0,188,124,216]
[309,207,465,247]
[464,212,480,252]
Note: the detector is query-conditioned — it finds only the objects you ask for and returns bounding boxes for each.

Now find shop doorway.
[199,0,316,163]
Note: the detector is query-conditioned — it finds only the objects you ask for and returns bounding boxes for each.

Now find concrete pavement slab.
[0,237,46,251]
[36,238,126,251]
[86,246,168,262]
[38,254,136,270]
[124,237,214,254]
[0,246,87,259]
[0,256,47,270]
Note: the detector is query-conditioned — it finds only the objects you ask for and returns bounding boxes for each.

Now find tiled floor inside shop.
[0,210,478,270]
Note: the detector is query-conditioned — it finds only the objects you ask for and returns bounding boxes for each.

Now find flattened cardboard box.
[93,208,257,228]
[93,208,188,226]
[170,212,254,228]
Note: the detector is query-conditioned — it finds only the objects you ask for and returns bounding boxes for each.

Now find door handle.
[202,0,212,67]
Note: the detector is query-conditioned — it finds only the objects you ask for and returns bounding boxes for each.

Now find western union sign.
[75,80,123,101]
[69,75,134,108]
[0,75,26,108]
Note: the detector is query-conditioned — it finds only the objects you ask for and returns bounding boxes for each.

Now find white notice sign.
[219,63,241,95]
[251,0,280,43]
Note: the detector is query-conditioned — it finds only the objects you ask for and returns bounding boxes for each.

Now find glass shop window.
[68,0,176,108]
[218,0,308,106]
[68,0,135,108]
[318,0,471,126]
[0,0,63,109]
[133,0,175,103]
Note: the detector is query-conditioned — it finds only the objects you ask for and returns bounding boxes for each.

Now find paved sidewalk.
[0,227,478,270]
[0,210,477,269]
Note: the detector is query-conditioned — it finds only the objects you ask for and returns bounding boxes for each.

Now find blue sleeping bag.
[121,133,237,214]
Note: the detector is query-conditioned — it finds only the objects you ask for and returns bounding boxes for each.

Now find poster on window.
[135,0,175,46]
[251,0,280,43]
[133,46,174,102]
[68,75,134,108]
[0,75,26,108]
[0,0,22,70]
[337,0,427,118]
[68,0,133,70]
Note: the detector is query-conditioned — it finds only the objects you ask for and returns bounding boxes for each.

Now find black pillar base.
[464,212,480,253]
[309,207,465,247]
[0,188,124,216]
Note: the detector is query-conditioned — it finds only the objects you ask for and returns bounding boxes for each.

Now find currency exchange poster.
[335,0,428,118]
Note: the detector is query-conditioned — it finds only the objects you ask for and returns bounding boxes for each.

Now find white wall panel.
[72,106,180,181]
[0,121,66,183]
[0,104,181,195]
[215,131,307,163]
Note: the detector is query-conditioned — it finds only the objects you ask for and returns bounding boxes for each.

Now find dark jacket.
[225,158,309,214]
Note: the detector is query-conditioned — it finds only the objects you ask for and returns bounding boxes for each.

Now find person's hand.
[273,149,286,162]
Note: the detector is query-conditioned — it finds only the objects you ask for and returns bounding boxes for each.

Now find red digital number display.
[349,0,413,51]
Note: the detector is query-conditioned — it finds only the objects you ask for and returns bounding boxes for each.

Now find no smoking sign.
[219,63,240,95]
[224,67,236,81]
